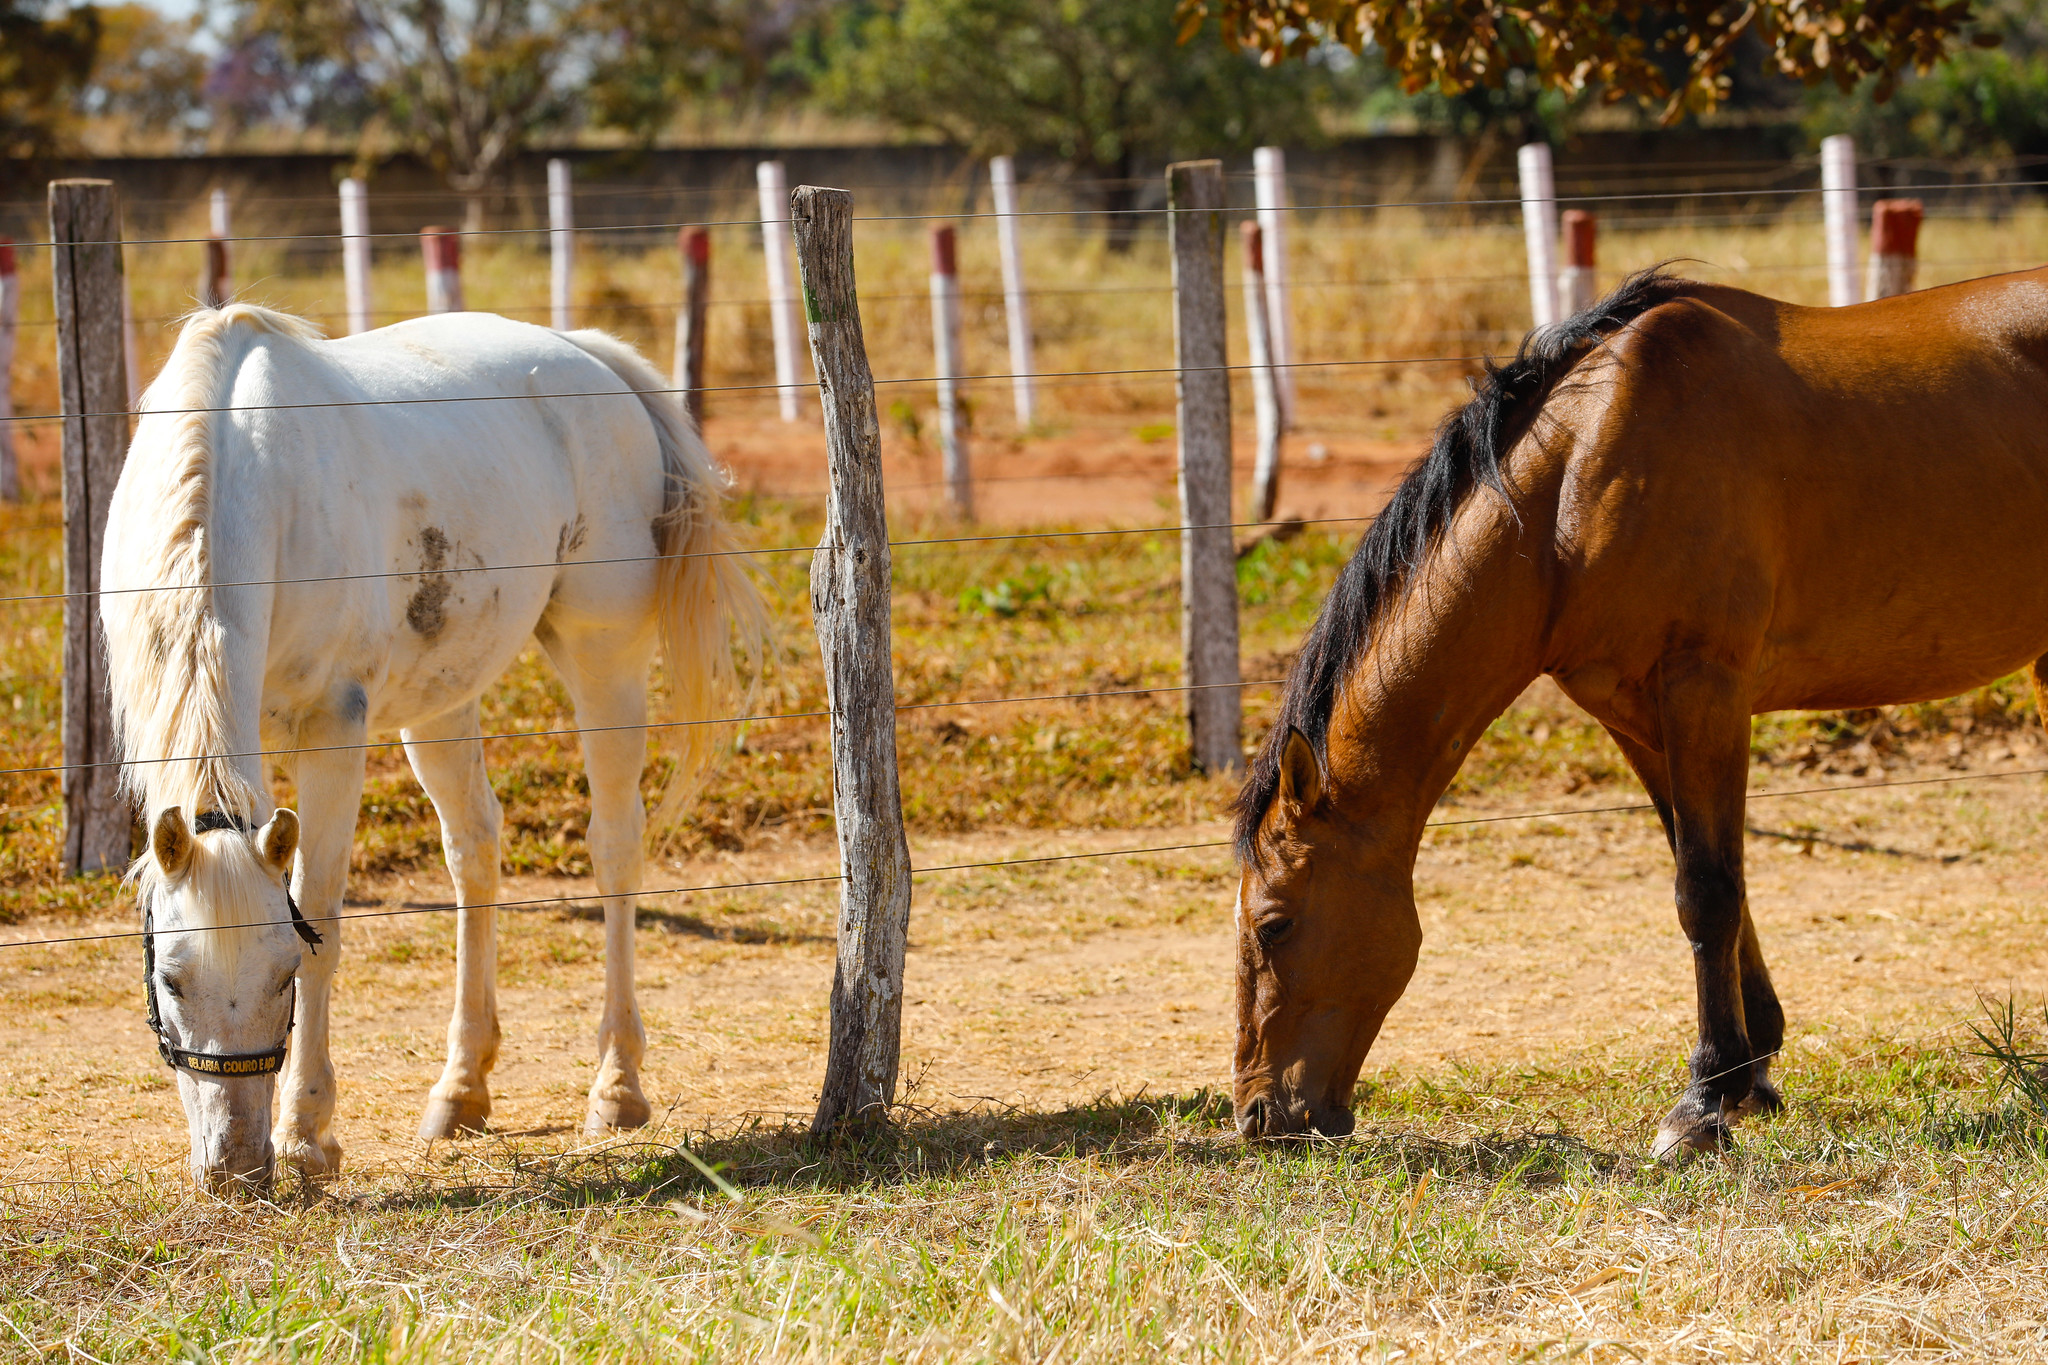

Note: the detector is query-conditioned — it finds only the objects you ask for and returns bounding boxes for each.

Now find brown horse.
[1233,266,2048,1156]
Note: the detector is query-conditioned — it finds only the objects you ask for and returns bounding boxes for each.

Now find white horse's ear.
[152,808,195,880]
[1278,727,1322,811]
[258,809,300,875]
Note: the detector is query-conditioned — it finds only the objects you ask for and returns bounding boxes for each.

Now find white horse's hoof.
[584,1090,651,1135]
[418,1091,491,1140]
[276,1131,343,1179]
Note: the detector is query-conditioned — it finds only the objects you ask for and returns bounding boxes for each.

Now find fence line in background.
[202,188,230,309]
[48,179,131,875]
[340,178,372,335]
[988,155,1036,429]
[421,226,463,313]
[675,226,710,427]
[756,161,804,423]
[549,158,574,331]
[791,183,914,1136]
[1170,160,1244,776]
[1241,221,1283,524]
[1559,209,1598,316]
[0,240,16,501]
[1823,134,1860,307]
[1253,147,1298,428]
[1869,198,1922,300]
[1518,143,1560,329]
[929,224,970,518]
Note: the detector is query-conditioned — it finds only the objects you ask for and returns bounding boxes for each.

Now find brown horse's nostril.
[1236,1096,1272,1139]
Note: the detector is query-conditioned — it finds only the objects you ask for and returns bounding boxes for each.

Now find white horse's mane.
[105,305,323,825]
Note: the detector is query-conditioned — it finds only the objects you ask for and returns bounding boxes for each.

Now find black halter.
[141,810,324,1078]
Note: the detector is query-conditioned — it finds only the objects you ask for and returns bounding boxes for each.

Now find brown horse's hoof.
[1736,1075,1785,1119]
[418,1091,491,1140]
[1651,1094,1734,1162]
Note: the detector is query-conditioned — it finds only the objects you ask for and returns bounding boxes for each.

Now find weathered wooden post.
[1558,209,1597,316]
[988,155,1035,428]
[758,160,804,421]
[1252,146,1296,428]
[1169,160,1243,775]
[1517,142,1559,330]
[1867,198,1922,300]
[340,177,373,335]
[548,157,574,330]
[202,187,231,308]
[1822,134,1859,308]
[929,224,971,518]
[50,180,133,874]
[674,226,710,428]
[790,184,914,1135]
[0,240,17,502]
[421,226,463,313]
[1240,221,1282,524]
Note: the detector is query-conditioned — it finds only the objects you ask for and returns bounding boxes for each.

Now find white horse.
[101,304,762,1190]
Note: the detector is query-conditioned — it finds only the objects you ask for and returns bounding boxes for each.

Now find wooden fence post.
[930,224,971,518]
[1822,134,1859,307]
[1517,143,1559,330]
[50,180,133,875]
[340,177,372,335]
[202,187,230,308]
[1241,221,1282,524]
[548,158,574,330]
[0,240,17,502]
[1169,160,1243,776]
[421,227,463,313]
[1252,146,1296,428]
[758,160,804,421]
[675,226,710,429]
[1558,209,1597,316]
[790,184,913,1135]
[1867,198,1922,300]
[988,155,1036,428]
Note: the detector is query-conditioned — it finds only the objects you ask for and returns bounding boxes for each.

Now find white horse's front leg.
[404,704,505,1139]
[274,717,366,1178]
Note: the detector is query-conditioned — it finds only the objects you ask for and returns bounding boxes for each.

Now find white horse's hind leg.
[275,713,367,1178]
[539,623,654,1134]
[405,702,506,1139]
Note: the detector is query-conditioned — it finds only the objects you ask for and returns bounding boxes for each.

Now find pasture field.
[5,205,2048,1358]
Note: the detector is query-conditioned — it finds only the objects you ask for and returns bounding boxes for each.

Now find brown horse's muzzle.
[1233,1084,1356,1140]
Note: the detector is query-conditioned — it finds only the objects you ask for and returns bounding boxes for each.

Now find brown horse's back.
[1541,269,2048,717]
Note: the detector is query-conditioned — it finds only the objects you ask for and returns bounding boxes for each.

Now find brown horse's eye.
[1255,918,1293,951]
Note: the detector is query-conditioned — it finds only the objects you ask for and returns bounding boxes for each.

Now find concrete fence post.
[930,224,971,518]
[675,226,710,429]
[1168,159,1243,776]
[548,158,574,330]
[1822,134,1860,307]
[340,177,373,335]
[50,179,133,875]
[1867,198,1922,300]
[421,227,463,313]
[758,160,804,421]
[1252,147,1296,428]
[788,183,914,1136]
[202,187,230,308]
[1517,143,1559,330]
[1558,209,1597,317]
[988,155,1036,429]
[1241,221,1283,524]
[0,240,17,502]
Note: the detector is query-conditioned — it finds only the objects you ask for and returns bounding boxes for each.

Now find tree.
[232,0,604,228]
[0,0,99,190]
[816,0,1334,244]
[1178,0,1998,122]
[77,4,209,144]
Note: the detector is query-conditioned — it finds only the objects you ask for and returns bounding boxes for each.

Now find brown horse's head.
[1232,728,1420,1139]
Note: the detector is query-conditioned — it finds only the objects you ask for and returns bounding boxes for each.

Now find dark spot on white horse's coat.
[556,516,587,562]
[339,682,368,724]
[407,526,454,637]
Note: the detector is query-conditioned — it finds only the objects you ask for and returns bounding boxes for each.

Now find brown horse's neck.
[1320,504,1550,860]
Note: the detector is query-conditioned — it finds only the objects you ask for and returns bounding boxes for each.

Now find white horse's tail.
[557,329,767,839]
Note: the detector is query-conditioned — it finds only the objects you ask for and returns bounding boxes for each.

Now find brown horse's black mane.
[1233,268,1693,866]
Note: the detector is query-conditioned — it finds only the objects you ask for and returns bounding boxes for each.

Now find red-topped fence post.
[421,227,463,313]
[1867,199,1922,300]
[675,226,711,429]
[930,223,971,518]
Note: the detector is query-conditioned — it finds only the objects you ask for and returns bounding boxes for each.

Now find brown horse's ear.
[1278,727,1322,811]
[258,809,300,876]
[152,807,195,880]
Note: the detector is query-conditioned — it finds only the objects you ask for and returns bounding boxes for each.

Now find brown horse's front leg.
[1648,657,1767,1160]
[1604,719,1786,1132]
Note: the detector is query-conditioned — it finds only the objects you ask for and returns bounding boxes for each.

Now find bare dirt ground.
[7,754,2047,1178]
